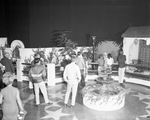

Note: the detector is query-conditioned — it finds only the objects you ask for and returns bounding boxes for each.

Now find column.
[16,59,22,82]
[47,63,55,86]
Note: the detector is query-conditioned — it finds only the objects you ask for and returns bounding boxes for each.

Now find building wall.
[0,0,7,37]
[3,0,29,47]
[123,38,150,65]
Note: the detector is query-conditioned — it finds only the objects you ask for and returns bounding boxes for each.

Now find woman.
[0,72,24,120]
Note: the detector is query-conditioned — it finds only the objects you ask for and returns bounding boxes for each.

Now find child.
[0,72,24,120]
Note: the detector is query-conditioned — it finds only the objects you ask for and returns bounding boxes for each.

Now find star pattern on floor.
[132,92,150,101]
[135,117,140,120]
[20,82,150,120]
[40,108,71,120]
[139,110,150,118]
[22,92,35,120]
[142,101,150,109]
[49,91,65,100]
[72,116,78,120]
[124,87,136,94]
[44,101,61,109]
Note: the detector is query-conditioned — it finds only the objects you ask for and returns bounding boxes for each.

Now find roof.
[121,26,150,38]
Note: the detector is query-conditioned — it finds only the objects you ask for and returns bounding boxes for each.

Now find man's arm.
[10,60,15,73]
[76,66,81,83]
[63,65,68,82]
[42,67,46,77]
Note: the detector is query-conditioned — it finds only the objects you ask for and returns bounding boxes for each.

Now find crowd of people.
[96,50,126,86]
[0,49,126,119]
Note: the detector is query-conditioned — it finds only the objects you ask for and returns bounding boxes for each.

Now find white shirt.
[75,55,85,70]
[63,62,81,83]
[107,57,114,66]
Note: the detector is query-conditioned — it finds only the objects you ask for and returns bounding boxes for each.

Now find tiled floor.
[1,80,150,120]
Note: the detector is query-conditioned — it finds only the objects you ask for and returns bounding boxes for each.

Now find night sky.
[0,0,150,47]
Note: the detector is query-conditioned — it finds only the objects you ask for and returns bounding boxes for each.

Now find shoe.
[120,83,125,88]
[69,105,74,108]
[46,102,53,105]
[35,104,40,107]
[147,116,150,118]
[64,104,68,107]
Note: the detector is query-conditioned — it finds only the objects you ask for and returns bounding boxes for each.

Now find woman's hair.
[2,72,15,85]
[107,53,112,58]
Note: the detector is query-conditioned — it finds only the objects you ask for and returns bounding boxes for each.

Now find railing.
[16,60,150,87]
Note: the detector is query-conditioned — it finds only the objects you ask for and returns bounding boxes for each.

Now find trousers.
[34,81,49,105]
[64,80,78,106]
[118,67,125,83]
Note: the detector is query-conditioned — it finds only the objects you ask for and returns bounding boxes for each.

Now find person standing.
[63,53,81,108]
[60,54,71,77]
[75,52,86,87]
[30,53,43,89]
[106,53,114,72]
[31,53,44,67]
[118,49,126,87]
[0,72,24,120]
[107,53,114,67]
[0,63,5,90]
[1,52,15,74]
[96,54,104,77]
[28,58,52,107]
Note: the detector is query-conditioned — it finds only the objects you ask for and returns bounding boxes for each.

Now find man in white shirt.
[63,52,81,108]
[75,52,87,87]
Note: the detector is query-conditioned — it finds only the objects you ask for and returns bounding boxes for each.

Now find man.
[118,49,126,87]
[75,52,86,87]
[0,63,5,89]
[96,54,104,77]
[31,53,42,67]
[29,58,52,106]
[63,53,81,108]
[1,52,15,74]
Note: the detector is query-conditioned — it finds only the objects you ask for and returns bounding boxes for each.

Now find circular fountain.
[82,68,125,111]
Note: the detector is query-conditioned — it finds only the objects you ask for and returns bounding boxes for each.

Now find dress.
[1,86,19,120]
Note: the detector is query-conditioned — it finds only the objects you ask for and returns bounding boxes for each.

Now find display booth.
[117,26,150,87]
[122,26,150,65]
[2,34,150,87]
[17,47,93,86]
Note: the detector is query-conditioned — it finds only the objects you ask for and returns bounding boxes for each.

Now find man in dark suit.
[0,63,5,89]
[1,52,15,74]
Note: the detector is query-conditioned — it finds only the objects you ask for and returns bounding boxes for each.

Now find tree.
[51,30,78,54]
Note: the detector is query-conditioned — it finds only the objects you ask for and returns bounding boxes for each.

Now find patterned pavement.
[2,80,150,120]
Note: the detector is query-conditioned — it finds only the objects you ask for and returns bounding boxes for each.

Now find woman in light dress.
[0,72,24,120]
